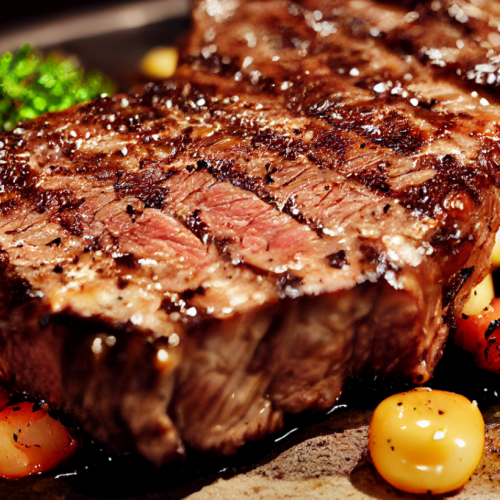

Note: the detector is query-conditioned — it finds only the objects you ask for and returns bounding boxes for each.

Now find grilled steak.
[325,0,500,92]
[0,0,498,464]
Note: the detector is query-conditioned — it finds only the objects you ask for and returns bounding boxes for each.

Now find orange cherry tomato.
[0,402,77,479]
[456,297,500,373]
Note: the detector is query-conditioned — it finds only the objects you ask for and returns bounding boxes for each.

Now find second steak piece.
[0,0,497,463]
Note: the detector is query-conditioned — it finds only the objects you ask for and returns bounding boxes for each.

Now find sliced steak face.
[0,0,498,463]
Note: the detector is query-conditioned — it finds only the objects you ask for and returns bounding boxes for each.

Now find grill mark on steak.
[185,208,211,244]
[114,170,171,210]
[328,250,349,269]
[306,100,427,156]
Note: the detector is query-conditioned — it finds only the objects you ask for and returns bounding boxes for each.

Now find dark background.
[1,0,141,30]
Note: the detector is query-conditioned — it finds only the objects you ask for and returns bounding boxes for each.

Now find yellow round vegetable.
[369,388,484,495]
[462,273,494,317]
[491,229,500,268]
[141,47,179,79]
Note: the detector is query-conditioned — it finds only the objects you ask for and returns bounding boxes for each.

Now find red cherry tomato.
[0,402,77,479]
[456,297,500,373]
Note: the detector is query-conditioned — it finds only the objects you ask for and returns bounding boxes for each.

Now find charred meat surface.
[0,0,498,464]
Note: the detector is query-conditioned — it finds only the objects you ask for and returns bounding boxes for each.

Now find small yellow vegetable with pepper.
[462,273,495,317]
[369,389,484,495]
[491,229,500,268]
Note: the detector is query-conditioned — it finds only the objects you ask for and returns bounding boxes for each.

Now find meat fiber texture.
[0,0,498,465]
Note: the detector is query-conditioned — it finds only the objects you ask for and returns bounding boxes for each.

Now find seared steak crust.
[0,0,498,463]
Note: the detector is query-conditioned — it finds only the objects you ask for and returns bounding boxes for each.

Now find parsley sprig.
[0,44,115,131]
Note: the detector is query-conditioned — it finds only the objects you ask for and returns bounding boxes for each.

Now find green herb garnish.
[0,44,115,131]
